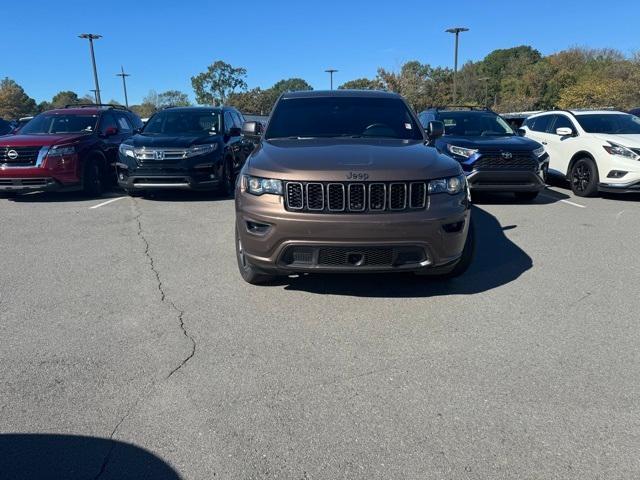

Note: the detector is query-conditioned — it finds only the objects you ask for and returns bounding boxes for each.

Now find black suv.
[0,104,142,196]
[418,107,548,200]
[117,106,254,196]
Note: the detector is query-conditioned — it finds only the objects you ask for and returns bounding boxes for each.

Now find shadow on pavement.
[0,433,181,480]
[472,188,570,205]
[140,189,231,203]
[4,191,123,204]
[279,206,532,297]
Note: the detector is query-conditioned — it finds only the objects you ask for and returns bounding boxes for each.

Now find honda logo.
[153,150,165,160]
[501,151,513,159]
[7,149,18,160]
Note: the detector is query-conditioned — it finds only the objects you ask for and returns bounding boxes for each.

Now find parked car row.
[1,93,639,285]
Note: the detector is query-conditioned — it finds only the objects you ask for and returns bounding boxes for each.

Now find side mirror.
[242,121,263,138]
[556,127,574,137]
[103,126,118,137]
[426,120,444,140]
[228,126,242,137]
[517,128,526,136]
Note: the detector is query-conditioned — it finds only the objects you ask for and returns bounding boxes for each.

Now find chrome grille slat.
[284,181,427,213]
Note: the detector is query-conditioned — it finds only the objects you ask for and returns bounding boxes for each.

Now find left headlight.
[447,144,478,158]
[243,175,283,196]
[428,174,466,195]
[185,144,218,158]
[119,143,135,158]
[47,145,76,157]
[603,142,639,160]
[533,146,545,157]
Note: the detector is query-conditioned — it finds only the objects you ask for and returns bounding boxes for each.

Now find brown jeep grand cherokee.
[235,90,474,284]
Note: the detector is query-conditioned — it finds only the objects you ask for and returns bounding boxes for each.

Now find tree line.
[2,45,639,120]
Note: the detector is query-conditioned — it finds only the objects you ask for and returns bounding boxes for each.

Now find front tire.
[82,158,104,197]
[218,158,234,197]
[570,157,599,197]
[235,227,276,285]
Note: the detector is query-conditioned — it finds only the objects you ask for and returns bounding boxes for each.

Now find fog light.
[607,170,628,178]
[442,221,465,233]
[119,173,125,180]
[246,220,271,235]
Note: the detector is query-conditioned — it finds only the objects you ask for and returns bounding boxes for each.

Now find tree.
[51,90,80,108]
[270,78,313,94]
[157,90,191,108]
[191,61,247,106]
[339,78,383,90]
[227,78,313,114]
[0,78,37,119]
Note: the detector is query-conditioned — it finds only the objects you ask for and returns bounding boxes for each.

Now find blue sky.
[1,0,639,105]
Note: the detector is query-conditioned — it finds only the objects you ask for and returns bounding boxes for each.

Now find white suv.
[520,110,640,196]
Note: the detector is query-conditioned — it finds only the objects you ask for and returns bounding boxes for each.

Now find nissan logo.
[501,151,513,159]
[7,149,18,160]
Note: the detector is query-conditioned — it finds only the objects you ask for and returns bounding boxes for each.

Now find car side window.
[224,112,236,133]
[527,115,553,133]
[232,111,244,128]
[100,113,118,134]
[551,115,575,134]
[418,112,435,127]
[115,113,133,133]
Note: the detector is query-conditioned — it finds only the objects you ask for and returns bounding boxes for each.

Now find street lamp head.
[325,69,338,73]
[79,33,102,40]
[445,27,469,34]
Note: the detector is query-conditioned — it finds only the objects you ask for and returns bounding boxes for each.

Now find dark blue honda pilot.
[418,107,548,200]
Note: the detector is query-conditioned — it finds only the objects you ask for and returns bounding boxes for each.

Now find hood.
[592,133,640,147]
[246,138,461,182]
[437,134,541,151]
[125,133,221,149]
[0,133,89,147]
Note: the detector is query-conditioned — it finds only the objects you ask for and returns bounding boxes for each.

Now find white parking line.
[90,197,126,209]
[540,190,587,209]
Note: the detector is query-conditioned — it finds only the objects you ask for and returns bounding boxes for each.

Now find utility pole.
[78,33,102,104]
[445,27,469,104]
[325,69,338,90]
[116,66,131,108]
[89,89,98,104]
[478,76,490,107]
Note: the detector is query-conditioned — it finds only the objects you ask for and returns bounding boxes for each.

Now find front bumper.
[598,180,640,193]
[235,190,471,275]
[0,177,61,192]
[116,164,221,191]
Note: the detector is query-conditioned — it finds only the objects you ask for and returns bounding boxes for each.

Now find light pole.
[445,27,469,104]
[116,66,131,108]
[79,33,102,104]
[325,69,338,90]
[478,76,490,107]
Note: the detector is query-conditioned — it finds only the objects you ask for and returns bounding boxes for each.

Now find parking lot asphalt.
[1,186,639,479]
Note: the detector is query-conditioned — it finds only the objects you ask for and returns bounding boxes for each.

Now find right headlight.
[603,142,639,160]
[243,175,283,196]
[428,174,466,195]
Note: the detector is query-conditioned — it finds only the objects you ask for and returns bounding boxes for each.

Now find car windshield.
[20,114,98,134]
[575,114,640,134]
[143,110,221,135]
[265,96,423,140]
[438,111,515,136]
[0,119,12,136]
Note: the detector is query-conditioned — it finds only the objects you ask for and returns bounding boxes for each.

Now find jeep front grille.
[284,181,427,213]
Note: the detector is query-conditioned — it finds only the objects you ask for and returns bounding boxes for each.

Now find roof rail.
[426,105,494,113]
[63,103,129,111]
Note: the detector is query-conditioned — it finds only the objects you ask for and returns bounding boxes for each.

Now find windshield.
[575,114,640,134]
[438,111,515,137]
[265,97,423,140]
[0,119,12,136]
[143,110,221,135]
[20,114,98,134]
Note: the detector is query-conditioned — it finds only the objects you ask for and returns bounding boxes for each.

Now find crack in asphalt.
[94,198,196,478]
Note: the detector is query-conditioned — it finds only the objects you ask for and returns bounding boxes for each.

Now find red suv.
[0,104,142,196]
